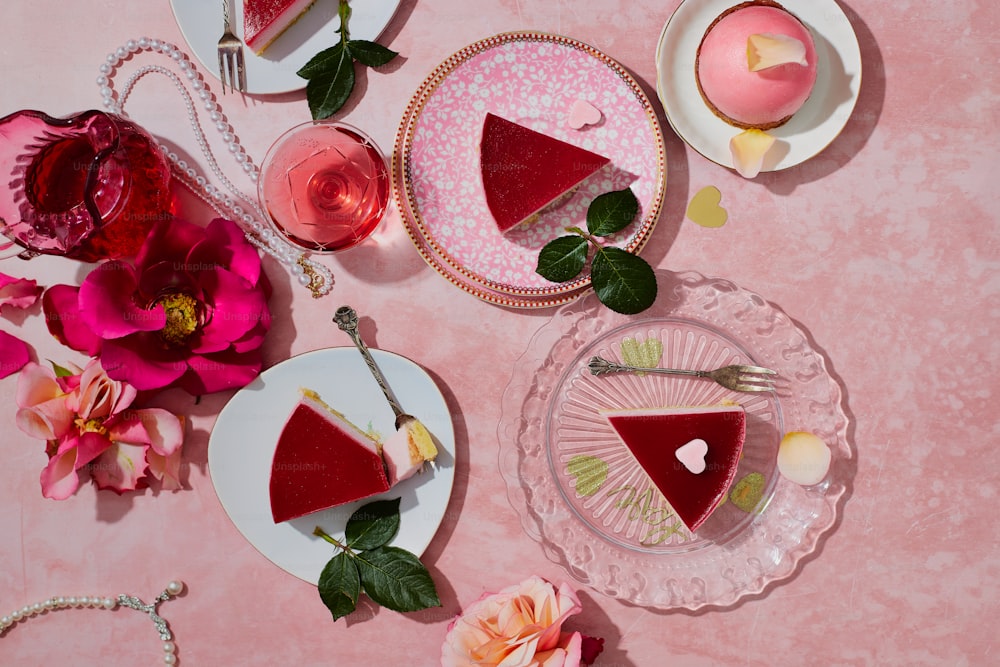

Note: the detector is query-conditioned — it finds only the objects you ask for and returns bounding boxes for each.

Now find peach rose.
[441,576,586,667]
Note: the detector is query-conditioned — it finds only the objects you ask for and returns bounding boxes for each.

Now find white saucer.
[170,0,401,95]
[655,0,862,172]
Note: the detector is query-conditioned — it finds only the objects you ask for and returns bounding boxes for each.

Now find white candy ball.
[777,431,832,486]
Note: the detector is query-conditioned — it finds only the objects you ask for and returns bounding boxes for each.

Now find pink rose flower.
[441,576,602,667]
[0,271,41,379]
[15,360,185,500]
[43,216,271,394]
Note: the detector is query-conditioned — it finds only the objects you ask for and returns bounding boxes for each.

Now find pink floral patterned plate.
[499,271,853,610]
[393,32,667,307]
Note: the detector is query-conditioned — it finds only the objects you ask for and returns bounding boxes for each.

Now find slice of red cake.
[480,113,610,233]
[269,390,389,523]
[243,0,316,55]
[602,405,746,532]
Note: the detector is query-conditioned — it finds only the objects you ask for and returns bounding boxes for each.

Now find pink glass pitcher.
[0,109,172,261]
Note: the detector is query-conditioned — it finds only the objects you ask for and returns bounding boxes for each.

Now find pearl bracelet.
[0,580,185,664]
[96,37,334,298]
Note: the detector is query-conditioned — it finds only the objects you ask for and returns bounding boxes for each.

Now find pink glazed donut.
[695,0,817,130]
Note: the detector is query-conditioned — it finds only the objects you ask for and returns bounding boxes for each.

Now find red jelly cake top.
[269,390,389,524]
[602,404,747,532]
[480,112,610,233]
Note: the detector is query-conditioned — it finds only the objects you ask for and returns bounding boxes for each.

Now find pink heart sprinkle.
[567,99,602,129]
[675,438,708,474]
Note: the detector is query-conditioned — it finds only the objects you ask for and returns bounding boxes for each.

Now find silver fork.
[217,0,246,94]
[587,356,777,393]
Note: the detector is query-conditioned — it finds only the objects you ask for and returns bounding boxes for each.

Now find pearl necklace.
[95,37,333,298]
[0,579,185,664]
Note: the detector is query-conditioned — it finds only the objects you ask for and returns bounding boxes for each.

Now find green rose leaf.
[296,43,346,79]
[355,545,441,613]
[317,551,361,621]
[346,39,398,68]
[301,45,356,120]
[535,236,589,283]
[345,497,400,551]
[297,1,399,119]
[591,247,658,314]
[586,188,640,237]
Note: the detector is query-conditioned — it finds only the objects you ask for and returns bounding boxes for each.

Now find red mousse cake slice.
[244,0,316,55]
[480,113,610,233]
[269,390,389,523]
[602,405,746,532]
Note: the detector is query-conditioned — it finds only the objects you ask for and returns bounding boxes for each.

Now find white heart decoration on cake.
[567,99,602,129]
[675,438,708,474]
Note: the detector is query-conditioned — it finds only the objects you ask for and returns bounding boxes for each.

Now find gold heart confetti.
[686,186,728,228]
[566,455,609,497]
[621,337,663,369]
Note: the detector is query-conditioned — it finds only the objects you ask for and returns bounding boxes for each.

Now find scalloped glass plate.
[392,31,666,307]
[499,271,851,610]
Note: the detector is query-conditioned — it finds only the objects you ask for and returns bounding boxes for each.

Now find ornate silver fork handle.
[334,306,415,429]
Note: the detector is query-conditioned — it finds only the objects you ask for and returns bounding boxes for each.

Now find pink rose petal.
[190,218,263,286]
[192,268,267,353]
[42,285,103,356]
[90,441,148,493]
[0,329,33,379]
[0,272,43,310]
[147,446,184,490]
[134,217,204,271]
[40,432,112,500]
[79,261,165,338]
[99,333,187,391]
[177,347,263,395]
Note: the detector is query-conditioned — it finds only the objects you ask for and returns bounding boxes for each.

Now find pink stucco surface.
[0,1,996,665]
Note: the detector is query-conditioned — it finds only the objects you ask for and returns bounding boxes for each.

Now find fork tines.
[733,366,778,392]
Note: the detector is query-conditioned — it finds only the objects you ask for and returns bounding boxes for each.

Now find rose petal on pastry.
[747,33,808,71]
[730,129,776,179]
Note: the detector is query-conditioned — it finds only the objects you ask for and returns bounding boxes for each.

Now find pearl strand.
[96,37,333,297]
[0,579,185,665]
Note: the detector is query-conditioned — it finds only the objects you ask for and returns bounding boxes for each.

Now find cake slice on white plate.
[243,0,317,55]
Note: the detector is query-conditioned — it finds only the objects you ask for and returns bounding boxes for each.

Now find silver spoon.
[333,305,415,430]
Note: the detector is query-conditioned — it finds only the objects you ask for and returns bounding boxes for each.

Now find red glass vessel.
[0,109,172,261]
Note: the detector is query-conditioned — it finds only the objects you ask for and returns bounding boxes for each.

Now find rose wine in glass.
[258,121,390,253]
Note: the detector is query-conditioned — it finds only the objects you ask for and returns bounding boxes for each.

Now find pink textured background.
[0,1,996,665]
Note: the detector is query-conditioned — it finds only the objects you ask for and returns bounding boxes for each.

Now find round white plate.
[169,0,402,95]
[655,0,862,172]
[208,347,455,584]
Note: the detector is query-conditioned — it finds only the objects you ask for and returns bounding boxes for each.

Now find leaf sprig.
[297,0,399,120]
[535,188,657,314]
[314,498,440,621]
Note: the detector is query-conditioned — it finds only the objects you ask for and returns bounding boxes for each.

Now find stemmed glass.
[257,120,391,254]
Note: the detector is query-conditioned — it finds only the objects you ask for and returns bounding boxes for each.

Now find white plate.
[208,347,455,584]
[169,0,402,95]
[655,0,862,172]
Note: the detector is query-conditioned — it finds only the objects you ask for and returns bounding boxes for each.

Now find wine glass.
[257,120,391,254]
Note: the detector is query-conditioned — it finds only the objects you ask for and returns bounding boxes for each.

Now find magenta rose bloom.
[44,217,271,394]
